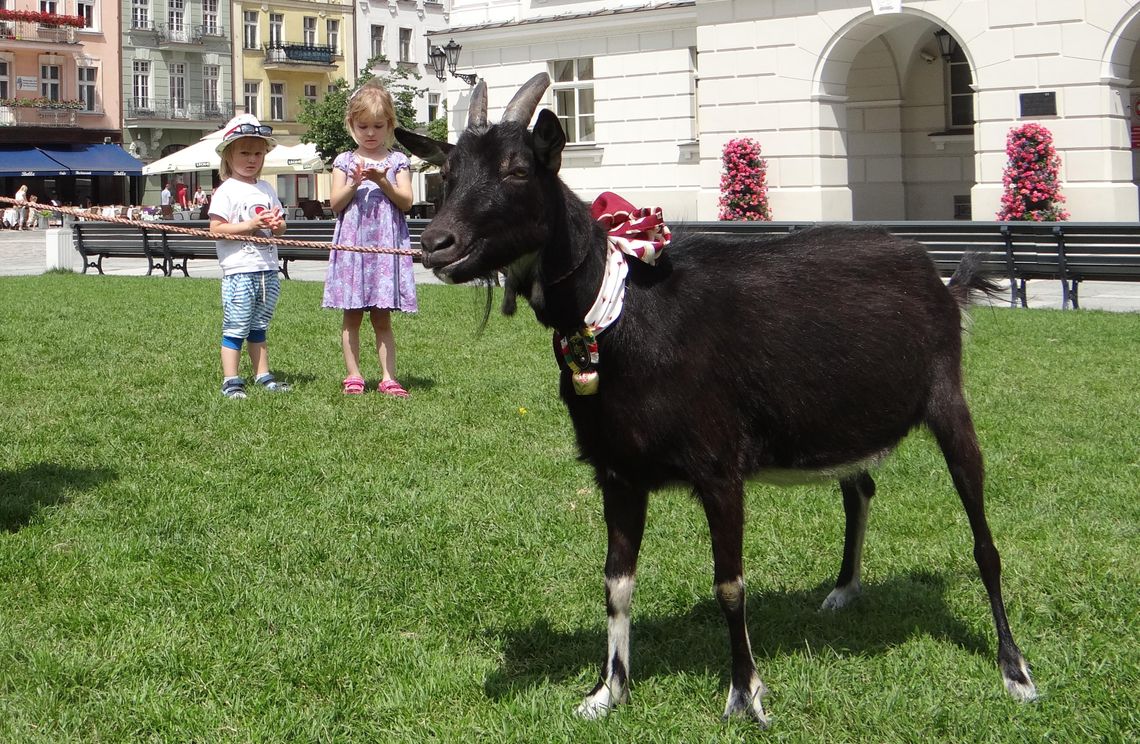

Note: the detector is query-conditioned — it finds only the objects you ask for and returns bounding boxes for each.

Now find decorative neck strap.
[555,192,671,395]
[582,191,671,333]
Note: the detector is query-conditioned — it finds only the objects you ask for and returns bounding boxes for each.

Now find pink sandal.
[378,379,410,398]
[343,375,366,395]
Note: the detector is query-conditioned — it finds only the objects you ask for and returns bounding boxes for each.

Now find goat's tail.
[947,252,1003,309]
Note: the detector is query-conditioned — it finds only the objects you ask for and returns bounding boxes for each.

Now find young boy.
[208,114,290,399]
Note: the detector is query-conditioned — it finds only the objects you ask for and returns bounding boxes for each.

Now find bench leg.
[279,259,291,280]
[1068,280,1079,310]
[1017,279,1028,308]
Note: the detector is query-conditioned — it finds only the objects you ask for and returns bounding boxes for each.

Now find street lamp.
[933,28,958,61]
[435,38,478,86]
[429,45,448,82]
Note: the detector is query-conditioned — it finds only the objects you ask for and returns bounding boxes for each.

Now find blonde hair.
[219,136,268,180]
[345,79,397,147]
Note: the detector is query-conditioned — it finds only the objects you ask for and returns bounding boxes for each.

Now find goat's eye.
[507,167,528,180]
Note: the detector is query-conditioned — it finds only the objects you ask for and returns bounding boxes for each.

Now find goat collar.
[555,192,671,395]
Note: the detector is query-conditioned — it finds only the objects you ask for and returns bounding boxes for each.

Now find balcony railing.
[125,98,235,121]
[128,21,228,45]
[0,19,79,43]
[263,42,336,66]
[0,105,80,127]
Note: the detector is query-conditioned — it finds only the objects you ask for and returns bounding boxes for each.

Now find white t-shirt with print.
[208,178,282,276]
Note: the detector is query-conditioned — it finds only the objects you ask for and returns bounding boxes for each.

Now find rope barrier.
[0,196,424,259]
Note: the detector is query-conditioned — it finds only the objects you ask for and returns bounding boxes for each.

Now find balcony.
[128,20,228,46]
[125,98,235,122]
[0,101,82,127]
[263,42,337,69]
[0,18,80,44]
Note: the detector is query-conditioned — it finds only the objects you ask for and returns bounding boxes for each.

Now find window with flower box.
[550,58,594,144]
[39,0,57,14]
[76,0,94,29]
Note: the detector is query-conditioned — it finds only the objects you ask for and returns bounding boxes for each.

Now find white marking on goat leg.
[820,496,870,611]
[716,579,770,726]
[576,575,635,719]
[723,672,770,726]
[1003,658,1038,702]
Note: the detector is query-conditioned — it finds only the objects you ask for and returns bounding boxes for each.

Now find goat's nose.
[419,227,459,268]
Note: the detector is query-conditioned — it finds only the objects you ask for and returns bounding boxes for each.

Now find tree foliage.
[298,56,445,164]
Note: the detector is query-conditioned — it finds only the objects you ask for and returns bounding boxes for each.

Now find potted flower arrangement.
[997,122,1069,222]
[718,137,771,221]
[0,8,85,27]
[0,96,84,110]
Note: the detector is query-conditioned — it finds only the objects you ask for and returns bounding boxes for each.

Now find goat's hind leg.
[926,388,1037,701]
[822,471,875,611]
[699,478,769,726]
[577,476,648,719]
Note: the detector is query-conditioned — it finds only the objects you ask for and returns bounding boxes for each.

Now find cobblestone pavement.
[1,226,1138,311]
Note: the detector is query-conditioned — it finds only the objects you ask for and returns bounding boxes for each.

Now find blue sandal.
[256,373,291,392]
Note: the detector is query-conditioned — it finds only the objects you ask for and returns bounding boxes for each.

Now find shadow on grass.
[0,462,117,532]
[484,570,991,700]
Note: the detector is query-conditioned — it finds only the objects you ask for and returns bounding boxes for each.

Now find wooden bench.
[1051,224,1140,308]
[72,221,166,276]
[73,219,429,278]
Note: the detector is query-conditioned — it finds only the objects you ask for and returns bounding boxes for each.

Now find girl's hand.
[249,205,282,233]
[350,160,365,187]
[362,163,391,187]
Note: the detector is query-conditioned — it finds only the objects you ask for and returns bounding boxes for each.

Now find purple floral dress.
[321,150,417,311]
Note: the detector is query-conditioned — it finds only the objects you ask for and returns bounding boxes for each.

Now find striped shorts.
[221,270,281,339]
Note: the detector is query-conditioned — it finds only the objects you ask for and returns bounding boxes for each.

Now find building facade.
[434,0,1140,222]
[121,0,234,174]
[232,0,353,205]
[2,0,139,206]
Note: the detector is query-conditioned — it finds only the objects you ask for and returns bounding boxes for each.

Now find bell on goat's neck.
[572,370,599,395]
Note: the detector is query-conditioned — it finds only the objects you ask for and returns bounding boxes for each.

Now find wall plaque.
[1019,92,1057,117]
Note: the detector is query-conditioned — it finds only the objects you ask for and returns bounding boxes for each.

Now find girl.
[322,79,416,397]
[208,114,290,400]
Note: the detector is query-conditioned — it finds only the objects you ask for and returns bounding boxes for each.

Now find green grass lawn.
[1,274,1137,742]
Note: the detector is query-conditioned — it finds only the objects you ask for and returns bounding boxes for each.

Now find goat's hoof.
[1002,657,1037,702]
[576,684,627,720]
[820,582,861,611]
[721,676,769,727]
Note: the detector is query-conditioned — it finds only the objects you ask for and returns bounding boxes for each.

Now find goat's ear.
[395,127,450,167]
[532,109,566,173]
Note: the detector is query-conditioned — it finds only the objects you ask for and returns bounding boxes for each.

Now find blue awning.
[35,144,144,176]
[0,146,70,177]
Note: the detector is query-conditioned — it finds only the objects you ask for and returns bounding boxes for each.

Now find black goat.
[396,73,1036,724]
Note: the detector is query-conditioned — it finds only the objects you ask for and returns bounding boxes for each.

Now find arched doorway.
[818,15,976,220]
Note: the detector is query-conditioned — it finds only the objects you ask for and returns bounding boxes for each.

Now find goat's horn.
[466,80,488,130]
[501,73,551,125]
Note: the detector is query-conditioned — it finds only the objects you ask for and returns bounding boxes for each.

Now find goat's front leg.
[700,479,769,726]
[576,475,648,719]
